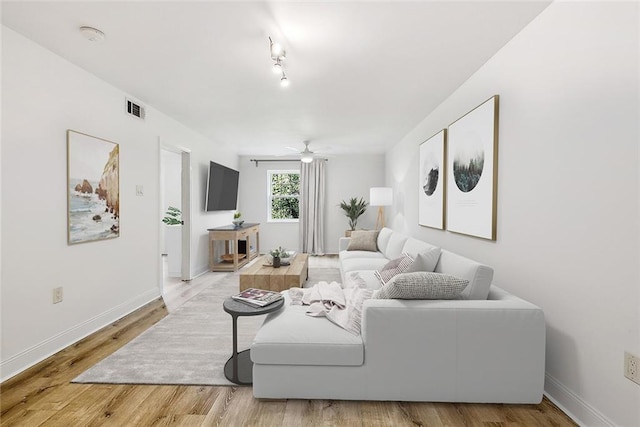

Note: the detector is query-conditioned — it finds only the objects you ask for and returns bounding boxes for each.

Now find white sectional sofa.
[250,228,545,403]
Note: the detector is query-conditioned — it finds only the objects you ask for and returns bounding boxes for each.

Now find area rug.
[72,267,342,386]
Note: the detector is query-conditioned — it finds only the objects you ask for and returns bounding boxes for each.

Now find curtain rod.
[249,158,328,167]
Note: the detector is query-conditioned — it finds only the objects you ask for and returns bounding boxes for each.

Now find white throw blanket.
[289,281,373,336]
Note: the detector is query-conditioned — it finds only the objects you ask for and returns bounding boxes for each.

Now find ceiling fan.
[286,141,316,163]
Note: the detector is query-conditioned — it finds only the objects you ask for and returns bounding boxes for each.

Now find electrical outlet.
[53,287,63,304]
[624,351,640,385]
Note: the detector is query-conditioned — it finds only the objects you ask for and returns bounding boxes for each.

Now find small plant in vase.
[232,211,244,228]
[269,246,286,268]
[339,197,368,235]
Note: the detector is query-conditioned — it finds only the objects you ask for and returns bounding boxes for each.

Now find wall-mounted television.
[205,161,239,211]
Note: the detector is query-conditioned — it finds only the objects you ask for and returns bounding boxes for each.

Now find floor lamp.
[370,187,393,230]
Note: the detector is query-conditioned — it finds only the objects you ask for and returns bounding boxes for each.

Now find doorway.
[159,143,192,294]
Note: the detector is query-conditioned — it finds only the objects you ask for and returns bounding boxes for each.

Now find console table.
[208,223,260,272]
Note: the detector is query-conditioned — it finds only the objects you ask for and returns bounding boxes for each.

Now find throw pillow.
[405,248,441,273]
[347,230,379,252]
[374,253,414,285]
[375,272,469,300]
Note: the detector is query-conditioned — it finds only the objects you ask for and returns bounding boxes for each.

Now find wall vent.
[125,98,145,120]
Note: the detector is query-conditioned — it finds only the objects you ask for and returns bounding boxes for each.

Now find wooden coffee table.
[239,253,309,292]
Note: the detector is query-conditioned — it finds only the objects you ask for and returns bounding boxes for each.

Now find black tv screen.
[205,161,239,211]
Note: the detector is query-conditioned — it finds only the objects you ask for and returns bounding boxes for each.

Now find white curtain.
[299,159,325,255]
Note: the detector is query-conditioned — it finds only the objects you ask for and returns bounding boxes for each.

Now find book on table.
[232,288,283,308]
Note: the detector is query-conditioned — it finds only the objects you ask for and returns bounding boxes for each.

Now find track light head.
[269,37,286,59]
[280,73,290,87]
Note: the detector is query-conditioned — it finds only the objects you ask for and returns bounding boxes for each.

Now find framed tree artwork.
[67,130,120,244]
[418,129,446,229]
[446,95,499,240]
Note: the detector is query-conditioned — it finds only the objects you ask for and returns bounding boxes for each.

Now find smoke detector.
[80,26,105,43]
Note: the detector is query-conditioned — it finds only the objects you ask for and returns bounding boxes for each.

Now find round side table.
[222,297,284,385]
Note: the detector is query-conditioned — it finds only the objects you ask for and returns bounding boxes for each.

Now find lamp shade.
[370,187,393,206]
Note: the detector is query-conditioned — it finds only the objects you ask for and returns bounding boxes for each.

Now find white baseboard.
[545,372,614,426]
[0,288,160,382]
[191,264,210,279]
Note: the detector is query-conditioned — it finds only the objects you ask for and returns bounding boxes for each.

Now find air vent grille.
[125,98,145,120]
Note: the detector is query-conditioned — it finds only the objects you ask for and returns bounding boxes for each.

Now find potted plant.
[339,197,368,236]
[232,211,244,227]
[162,206,183,225]
[269,246,286,268]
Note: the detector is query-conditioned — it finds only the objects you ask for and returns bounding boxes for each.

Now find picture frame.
[67,130,120,245]
[446,95,499,240]
[418,129,446,229]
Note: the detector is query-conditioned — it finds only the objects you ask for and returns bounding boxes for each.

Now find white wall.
[0,10,3,377]
[324,155,386,252]
[386,3,639,426]
[238,154,384,254]
[0,26,237,380]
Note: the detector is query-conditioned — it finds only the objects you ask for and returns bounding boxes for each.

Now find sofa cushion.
[251,293,364,366]
[339,250,387,262]
[405,247,441,273]
[435,250,494,300]
[347,230,379,251]
[341,257,389,275]
[383,233,409,259]
[374,253,414,285]
[376,227,394,255]
[375,272,468,300]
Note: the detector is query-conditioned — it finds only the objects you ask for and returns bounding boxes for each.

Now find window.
[267,170,300,222]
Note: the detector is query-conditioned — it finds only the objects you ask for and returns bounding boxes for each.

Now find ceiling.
[2,1,550,157]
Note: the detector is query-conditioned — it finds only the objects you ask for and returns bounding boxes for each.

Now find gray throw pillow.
[375,272,469,300]
[374,253,414,285]
[347,230,379,251]
[405,248,441,273]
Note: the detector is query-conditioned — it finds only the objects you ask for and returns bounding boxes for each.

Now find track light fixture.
[269,36,289,88]
[272,58,282,74]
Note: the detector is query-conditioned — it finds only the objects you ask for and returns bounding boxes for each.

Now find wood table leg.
[233,238,239,271]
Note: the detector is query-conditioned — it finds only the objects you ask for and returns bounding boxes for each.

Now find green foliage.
[339,197,368,230]
[270,172,300,220]
[233,211,242,219]
[271,198,299,219]
[162,206,183,225]
[270,246,286,258]
[271,173,299,196]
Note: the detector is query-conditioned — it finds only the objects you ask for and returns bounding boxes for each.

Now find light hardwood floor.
[1,255,577,426]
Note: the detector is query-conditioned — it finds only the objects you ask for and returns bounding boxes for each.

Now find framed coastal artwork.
[446,95,499,240]
[67,130,120,245]
[418,129,446,229]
